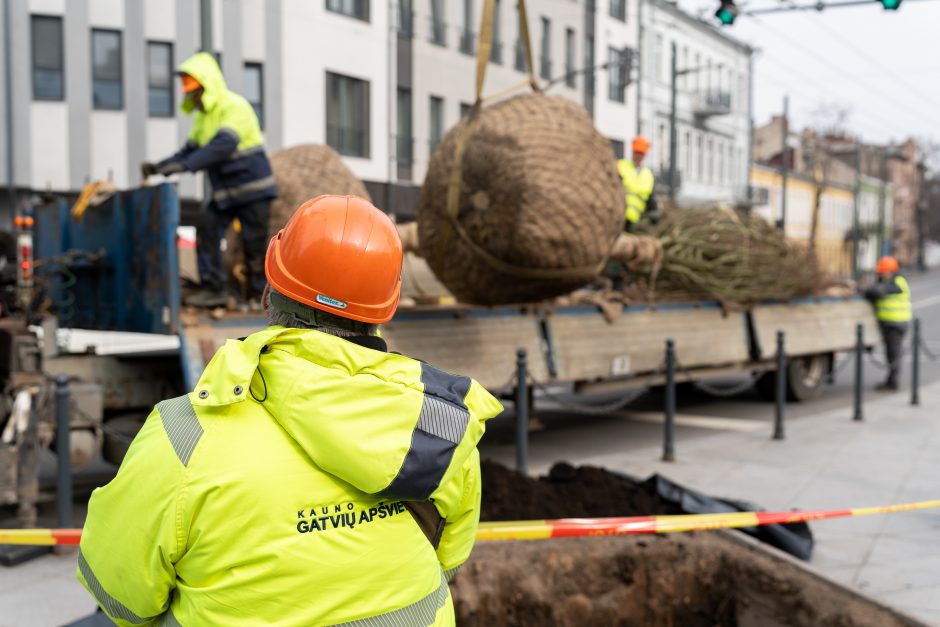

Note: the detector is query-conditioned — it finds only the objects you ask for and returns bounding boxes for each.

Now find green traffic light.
[716,7,736,24]
[880,0,901,9]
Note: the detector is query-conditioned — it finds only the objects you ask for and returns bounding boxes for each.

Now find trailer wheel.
[102,413,148,466]
[755,354,830,402]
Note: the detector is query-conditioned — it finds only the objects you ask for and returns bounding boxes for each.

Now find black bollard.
[773,331,786,440]
[55,375,73,530]
[663,339,676,462]
[515,349,529,475]
[853,324,864,422]
[911,318,920,407]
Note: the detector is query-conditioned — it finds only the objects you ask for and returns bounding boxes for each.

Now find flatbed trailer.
[180,296,877,403]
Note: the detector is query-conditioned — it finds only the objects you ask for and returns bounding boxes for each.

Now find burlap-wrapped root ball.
[225,144,370,292]
[417,94,624,305]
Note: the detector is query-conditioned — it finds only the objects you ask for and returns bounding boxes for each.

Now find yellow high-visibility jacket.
[617,159,655,225]
[875,275,913,323]
[77,326,503,626]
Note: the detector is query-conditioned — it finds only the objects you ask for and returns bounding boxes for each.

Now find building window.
[326,0,370,21]
[693,52,701,91]
[460,0,474,55]
[397,88,412,165]
[397,0,413,36]
[697,134,704,180]
[610,0,626,21]
[429,95,444,152]
[92,29,123,110]
[326,72,370,158]
[491,0,502,63]
[430,0,446,46]
[610,139,625,160]
[681,46,689,89]
[584,35,595,96]
[460,102,472,119]
[539,17,551,80]
[31,15,64,101]
[718,140,724,182]
[607,47,625,103]
[684,131,691,175]
[707,137,714,182]
[654,34,663,85]
[564,28,576,88]
[244,62,264,128]
[658,123,667,171]
[147,42,173,117]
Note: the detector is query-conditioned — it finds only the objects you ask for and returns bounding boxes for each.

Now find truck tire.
[101,413,148,466]
[755,354,830,402]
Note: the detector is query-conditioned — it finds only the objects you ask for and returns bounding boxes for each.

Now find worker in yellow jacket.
[863,255,913,391]
[617,135,660,231]
[77,195,503,626]
[143,52,277,309]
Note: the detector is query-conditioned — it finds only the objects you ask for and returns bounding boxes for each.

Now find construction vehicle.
[0,184,878,524]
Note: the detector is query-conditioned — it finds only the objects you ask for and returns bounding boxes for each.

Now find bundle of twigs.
[631,206,828,305]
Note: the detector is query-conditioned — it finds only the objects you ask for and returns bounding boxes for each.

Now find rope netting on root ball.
[417,94,624,305]
[628,207,830,306]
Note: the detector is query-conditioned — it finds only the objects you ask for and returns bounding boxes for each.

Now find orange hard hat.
[265,195,403,324]
[875,256,899,274]
[632,136,651,154]
[180,74,202,94]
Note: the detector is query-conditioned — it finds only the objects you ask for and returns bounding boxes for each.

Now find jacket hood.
[193,327,503,500]
[178,52,227,115]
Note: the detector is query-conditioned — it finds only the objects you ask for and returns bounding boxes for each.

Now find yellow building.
[751,165,858,277]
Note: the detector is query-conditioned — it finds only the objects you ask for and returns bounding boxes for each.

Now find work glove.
[156,161,186,176]
[140,162,159,178]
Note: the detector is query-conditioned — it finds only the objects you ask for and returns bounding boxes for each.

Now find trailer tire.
[101,413,148,466]
[755,354,830,403]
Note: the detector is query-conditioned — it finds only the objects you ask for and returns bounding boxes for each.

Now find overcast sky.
[676,0,940,150]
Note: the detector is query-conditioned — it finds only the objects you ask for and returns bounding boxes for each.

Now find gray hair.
[265,289,377,338]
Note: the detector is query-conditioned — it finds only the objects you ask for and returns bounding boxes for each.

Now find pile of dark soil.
[480,460,679,521]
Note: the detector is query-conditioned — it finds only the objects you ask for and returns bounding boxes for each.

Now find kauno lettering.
[296,502,408,534]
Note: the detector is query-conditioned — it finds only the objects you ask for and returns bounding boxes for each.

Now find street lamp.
[668,42,722,201]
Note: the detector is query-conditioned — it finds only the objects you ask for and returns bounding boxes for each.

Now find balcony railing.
[694,90,732,117]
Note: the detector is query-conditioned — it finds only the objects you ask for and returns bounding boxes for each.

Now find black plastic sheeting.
[640,473,815,561]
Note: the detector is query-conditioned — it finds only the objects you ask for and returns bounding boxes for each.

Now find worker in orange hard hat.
[617,136,660,231]
[79,195,502,625]
[862,255,912,391]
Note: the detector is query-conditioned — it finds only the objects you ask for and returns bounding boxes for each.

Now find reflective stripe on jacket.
[77,326,503,626]
[876,275,912,323]
[617,159,655,225]
[161,52,277,209]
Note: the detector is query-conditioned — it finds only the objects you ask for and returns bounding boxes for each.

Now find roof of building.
[648,0,756,55]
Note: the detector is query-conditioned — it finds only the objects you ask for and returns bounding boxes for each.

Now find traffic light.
[880,0,902,9]
[715,0,738,25]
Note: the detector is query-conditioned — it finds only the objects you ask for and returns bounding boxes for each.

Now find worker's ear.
[261,285,271,313]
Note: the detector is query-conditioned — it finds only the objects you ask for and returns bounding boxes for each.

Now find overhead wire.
[748,16,940,130]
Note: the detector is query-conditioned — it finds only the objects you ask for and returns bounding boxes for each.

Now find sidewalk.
[546,381,940,625]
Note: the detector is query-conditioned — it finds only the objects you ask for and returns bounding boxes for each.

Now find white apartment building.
[2,0,747,224]
[637,0,752,204]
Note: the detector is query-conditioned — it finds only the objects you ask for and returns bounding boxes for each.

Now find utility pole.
[778,96,789,232]
[852,143,861,280]
[668,42,678,200]
[917,161,927,272]
[877,147,887,258]
[4,0,16,224]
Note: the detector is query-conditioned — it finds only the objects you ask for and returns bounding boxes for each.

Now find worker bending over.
[863,255,912,391]
[77,195,502,626]
[617,135,660,230]
[143,52,277,308]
